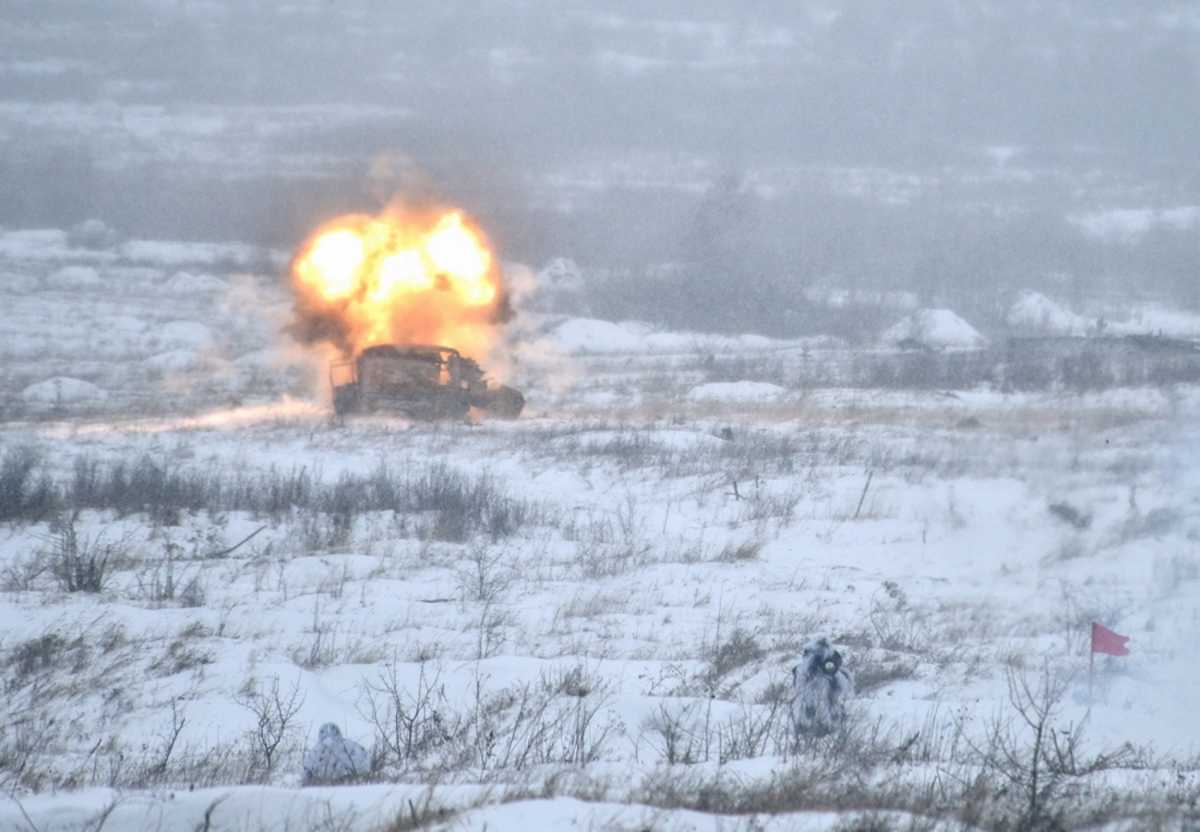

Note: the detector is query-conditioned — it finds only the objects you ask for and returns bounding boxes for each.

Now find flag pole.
[1087,622,1095,712]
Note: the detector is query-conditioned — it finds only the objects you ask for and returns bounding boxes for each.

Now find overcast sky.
[2,1,1197,320]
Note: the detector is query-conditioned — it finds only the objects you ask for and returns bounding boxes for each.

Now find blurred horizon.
[2,1,1197,334]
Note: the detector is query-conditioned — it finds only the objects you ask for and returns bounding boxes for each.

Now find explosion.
[287,206,509,360]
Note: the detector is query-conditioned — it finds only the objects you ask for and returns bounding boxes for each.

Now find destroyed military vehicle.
[330,344,524,420]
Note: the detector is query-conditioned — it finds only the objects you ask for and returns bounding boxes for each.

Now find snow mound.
[146,320,216,351]
[165,271,229,294]
[0,272,39,293]
[121,239,263,268]
[45,265,102,290]
[0,229,69,261]
[145,349,204,372]
[883,308,986,349]
[546,317,785,355]
[67,219,121,250]
[21,377,108,405]
[1006,291,1090,335]
[687,381,789,402]
[1070,206,1200,244]
[1107,304,1200,340]
[547,318,647,353]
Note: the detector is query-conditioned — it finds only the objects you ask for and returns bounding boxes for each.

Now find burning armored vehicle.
[287,207,525,419]
[330,344,524,420]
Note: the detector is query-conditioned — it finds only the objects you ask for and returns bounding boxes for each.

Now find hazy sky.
[1,1,1197,321]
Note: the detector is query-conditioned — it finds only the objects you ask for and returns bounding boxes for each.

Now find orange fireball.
[288,207,507,360]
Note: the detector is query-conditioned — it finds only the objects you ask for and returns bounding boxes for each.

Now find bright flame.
[288,207,507,360]
[299,229,364,300]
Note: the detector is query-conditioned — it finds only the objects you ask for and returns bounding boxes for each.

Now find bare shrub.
[554,589,624,622]
[146,698,188,779]
[292,599,360,669]
[630,754,918,816]
[704,627,765,690]
[641,700,704,765]
[967,662,1136,829]
[715,699,788,763]
[359,659,617,777]
[95,734,256,792]
[867,585,926,653]
[0,445,57,522]
[407,463,537,543]
[565,498,651,579]
[236,675,306,781]
[358,658,456,773]
[1048,501,1091,530]
[574,539,650,580]
[6,631,86,684]
[853,658,919,696]
[0,714,58,792]
[551,664,617,767]
[82,453,215,526]
[472,598,512,660]
[1,549,48,592]
[456,544,512,604]
[6,453,549,545]
[716,539,764,562]
[735,481,804,527]
[47,514,119,593]
[702,353,786,384]
[149,632,215,677]
[379,787,502,832]
[130,541,208,609]
[478,665,617,771]
[579,430,669,470]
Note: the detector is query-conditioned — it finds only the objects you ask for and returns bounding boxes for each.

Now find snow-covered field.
[1,238,1199,831]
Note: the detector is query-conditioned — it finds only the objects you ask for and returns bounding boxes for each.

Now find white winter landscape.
[1,232,1198,831]
[3,3,1199,831]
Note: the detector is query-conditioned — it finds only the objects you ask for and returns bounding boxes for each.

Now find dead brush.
[716,539,764,562]
[640,700,704,765]
[6,631,88,686]
[963,662,1140,830]
[149,634,215,678]
[701,627,766,696]
[852,658,919,696]
[46,513,121,593]
[235,675,306,782]
[867,585,927,653]
[0,444,57,523]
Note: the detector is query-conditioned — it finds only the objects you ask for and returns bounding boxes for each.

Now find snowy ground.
[2,240,1200,831]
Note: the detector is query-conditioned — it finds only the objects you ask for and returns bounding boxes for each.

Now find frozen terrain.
[1,236,1199,831]
[3,0,1199,827]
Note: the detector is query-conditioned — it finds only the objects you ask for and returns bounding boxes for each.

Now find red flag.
[1091,622,1130,656]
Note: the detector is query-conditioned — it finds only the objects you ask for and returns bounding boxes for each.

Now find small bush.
[706,628,765,688]
[717,540,764,562]
[8,633,67,681]
[0,446,57,522]
[853,659,919,696]
[6,631,88,686]
[0,453,549,546]
[47,515,117,593]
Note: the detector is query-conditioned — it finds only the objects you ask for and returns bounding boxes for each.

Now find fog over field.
[1,3,1199,831]
[4,1,1199,332]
